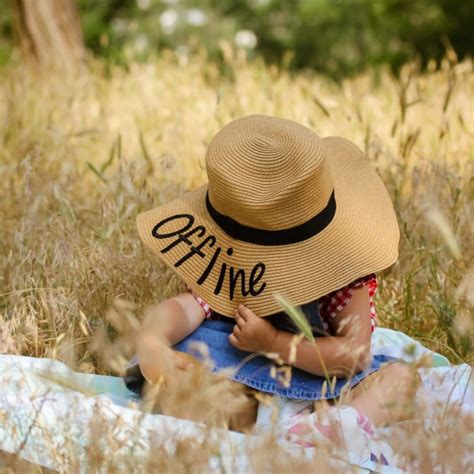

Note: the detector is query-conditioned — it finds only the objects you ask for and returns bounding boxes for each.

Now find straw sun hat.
[136,115,399,317]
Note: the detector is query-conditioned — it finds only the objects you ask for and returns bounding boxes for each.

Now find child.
[125,115,419,437]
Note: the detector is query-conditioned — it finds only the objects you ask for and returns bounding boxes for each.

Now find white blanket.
[0,328,472,472]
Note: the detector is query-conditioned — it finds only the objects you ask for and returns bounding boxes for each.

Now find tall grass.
[0,48,472,470]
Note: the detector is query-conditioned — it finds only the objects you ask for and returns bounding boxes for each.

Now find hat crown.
[206,115,334,230]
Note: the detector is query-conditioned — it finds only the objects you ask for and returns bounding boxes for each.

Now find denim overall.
[123,299,397,400]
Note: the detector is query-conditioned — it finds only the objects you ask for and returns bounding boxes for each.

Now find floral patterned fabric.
[279,405,397,466]
[0,330,471,473]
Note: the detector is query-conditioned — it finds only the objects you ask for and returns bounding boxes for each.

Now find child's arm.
[135,292,206,383]
[139,292,206,345]
[229,287,372,378]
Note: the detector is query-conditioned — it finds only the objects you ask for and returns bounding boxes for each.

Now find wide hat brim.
[136,136,399,317]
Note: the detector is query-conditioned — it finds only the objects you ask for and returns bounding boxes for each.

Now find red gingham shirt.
[189,273,378,333]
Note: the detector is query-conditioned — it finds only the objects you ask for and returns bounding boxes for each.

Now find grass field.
[0,49,472,470]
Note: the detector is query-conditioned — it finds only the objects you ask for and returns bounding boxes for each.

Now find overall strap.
[300,299,327,337]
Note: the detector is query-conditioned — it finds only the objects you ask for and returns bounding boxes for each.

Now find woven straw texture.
[136,115,399,317]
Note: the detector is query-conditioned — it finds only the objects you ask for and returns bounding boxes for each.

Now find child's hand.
[137,332,194,384]
[229,304,278,353]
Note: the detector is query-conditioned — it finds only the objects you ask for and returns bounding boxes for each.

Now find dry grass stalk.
[0,50,472,470]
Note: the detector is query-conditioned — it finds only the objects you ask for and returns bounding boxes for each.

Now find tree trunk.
[10,0,84,70]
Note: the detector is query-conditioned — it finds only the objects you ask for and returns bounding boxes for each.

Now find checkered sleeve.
[187,288,212,318]
[318,273,378,332]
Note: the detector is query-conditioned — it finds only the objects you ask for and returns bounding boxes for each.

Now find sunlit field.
[0,48,472,470]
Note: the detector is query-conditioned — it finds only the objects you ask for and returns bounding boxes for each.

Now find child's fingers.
[236,317,245,329]
[238,304,254,320]
[173,353,193,371]
[229,333,240,347]
[233,324,242,337]
[175,360,193,371]
[235,307,246,324]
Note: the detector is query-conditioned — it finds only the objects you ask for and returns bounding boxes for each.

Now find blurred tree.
[10,0,84,69]
[1,0,473,77]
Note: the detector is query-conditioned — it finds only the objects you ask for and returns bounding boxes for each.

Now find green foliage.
[1,0,473,77]
[208,0,474,77]
[0,3,12,66]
